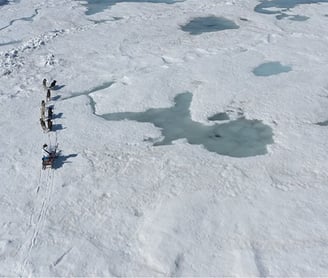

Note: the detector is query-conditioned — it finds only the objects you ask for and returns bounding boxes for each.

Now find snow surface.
[1,0,328,276]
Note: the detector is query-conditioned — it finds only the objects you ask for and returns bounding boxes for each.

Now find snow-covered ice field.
[1,0,328,276]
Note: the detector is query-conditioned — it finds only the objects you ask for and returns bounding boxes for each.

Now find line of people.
[40,78,58,169]
[40,78,56,132]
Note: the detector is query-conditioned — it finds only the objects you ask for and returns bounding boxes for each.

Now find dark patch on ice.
[315,120,328,126]
[170,253,184,276]
[0,0,9,6]
[208,112,230,121]
[275,13,290,20]
[0,40,21,47]
[53,153,78,169]
[0,8,39,32]
[255,0,328,14]
[276,13,309,20]
[88,17,123,24]
[0,0,17,7]
[288,14,309,21]
[253,62,292,76]
[76,0,185,16]
[101,92,273,157]
[2,0,20,4]
[53,247,72,267]
[254,0,328,20]
[180,16,239,35]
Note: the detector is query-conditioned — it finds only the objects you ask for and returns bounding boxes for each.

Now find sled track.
[21,100,59,275]
[22,166,55,273]
[32,168,55,247]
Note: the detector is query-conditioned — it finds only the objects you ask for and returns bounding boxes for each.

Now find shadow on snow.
[52,84,66,91]
[53,153,78,169]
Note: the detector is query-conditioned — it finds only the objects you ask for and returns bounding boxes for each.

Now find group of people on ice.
[40,78,58,169]
[40,79,56,132]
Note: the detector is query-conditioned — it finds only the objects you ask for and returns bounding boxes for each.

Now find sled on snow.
[42,146,59,170]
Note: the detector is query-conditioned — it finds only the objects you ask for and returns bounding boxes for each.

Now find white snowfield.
[1,0,328,276]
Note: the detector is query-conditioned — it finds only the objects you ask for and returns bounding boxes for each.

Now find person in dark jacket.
[43,144,51,155]
[46,89,51,102]
[48,106,53,119]
[50,80,56,88]
[41,100,46,119]
[47,118,53,131]
[40,118,47,131]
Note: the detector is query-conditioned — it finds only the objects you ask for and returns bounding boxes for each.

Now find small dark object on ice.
[50,80,57,88]
[43,78,47,88]
[46,89,51,102]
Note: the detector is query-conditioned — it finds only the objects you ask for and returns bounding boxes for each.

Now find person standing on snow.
[40,100,46,119]
[50,80,56,88]
[47,118,53,131]
[42,144,51,155]
[47,106,53,119]
[40,118,47,132]
[46,89,51,102]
